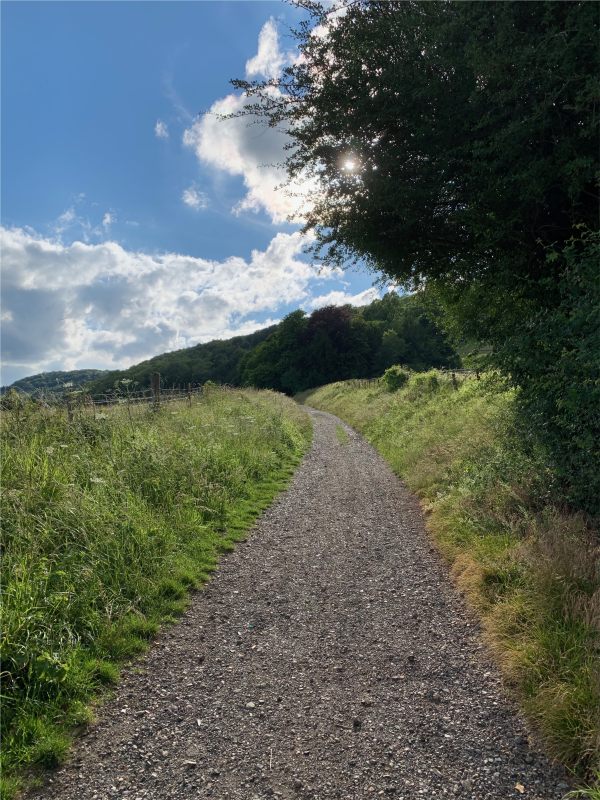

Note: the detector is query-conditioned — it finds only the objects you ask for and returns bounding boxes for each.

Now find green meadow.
[0,388,311,797]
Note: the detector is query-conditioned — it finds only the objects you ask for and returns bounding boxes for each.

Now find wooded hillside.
[87,293,459,395]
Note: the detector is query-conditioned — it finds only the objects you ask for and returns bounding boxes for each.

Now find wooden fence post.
[66,397,74,423]
[451,372,458,390]
[151,372,161,408]
[187,383,192,407]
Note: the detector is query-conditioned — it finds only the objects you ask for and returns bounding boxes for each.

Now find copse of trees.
[233,0,599,513]
[241,293,459,394]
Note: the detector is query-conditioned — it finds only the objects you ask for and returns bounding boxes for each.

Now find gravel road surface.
[34,408,568,800]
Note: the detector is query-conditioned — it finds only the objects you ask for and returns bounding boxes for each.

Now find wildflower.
[90,476,105,484]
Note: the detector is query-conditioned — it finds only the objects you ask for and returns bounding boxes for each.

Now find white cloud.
[155,119,169,139]
[51,203,109,243]
[305,288,380,311]
[54,207,76,235]
[183,19,317,225]
[182,186,208,211]
[309,3,348,42]
[245,18,290,80]
[0,226,339,380]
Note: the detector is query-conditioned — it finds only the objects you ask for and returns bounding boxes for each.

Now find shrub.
[496,228,600,515]
[382,365,411,392]
[406,370,440,399]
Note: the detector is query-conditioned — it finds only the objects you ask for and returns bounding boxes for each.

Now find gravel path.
[35,408,568,800]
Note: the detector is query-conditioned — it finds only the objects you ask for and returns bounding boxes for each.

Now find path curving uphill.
[35,408,567,800]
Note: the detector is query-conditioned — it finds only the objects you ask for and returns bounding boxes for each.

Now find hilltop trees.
[233,1,599,511]
[240,294,459,394]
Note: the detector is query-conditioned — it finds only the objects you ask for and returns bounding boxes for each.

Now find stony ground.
[34,408,569,800]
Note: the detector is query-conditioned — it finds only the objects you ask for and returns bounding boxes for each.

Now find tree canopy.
[241,293,458,394]
[233,0,599,513]
[236,2,597,299]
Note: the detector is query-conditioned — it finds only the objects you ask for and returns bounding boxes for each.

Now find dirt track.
[35,408,568,800]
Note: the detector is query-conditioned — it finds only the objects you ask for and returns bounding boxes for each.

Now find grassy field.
[0,388,311,797]
[302,372,599,790]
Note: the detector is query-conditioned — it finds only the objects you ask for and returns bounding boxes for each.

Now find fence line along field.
[2,372,223,413]
[0,385,311,798]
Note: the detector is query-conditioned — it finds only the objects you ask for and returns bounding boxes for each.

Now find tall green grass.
[0,388,311,796]
[303,372,599,783]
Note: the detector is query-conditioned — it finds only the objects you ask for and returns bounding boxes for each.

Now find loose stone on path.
[33,408,567,799]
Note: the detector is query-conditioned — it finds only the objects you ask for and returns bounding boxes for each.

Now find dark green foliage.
[88,325,276,394]
[236,1,597,286]
[498,231,600,514]
[233,0,599,512]
[2,370,108,397]
[382,366,410,392]
[240,293,459,394]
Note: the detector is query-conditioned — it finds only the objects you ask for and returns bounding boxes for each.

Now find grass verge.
[302,372,599,786]
[0,388,311,797]
[335,424,349,445]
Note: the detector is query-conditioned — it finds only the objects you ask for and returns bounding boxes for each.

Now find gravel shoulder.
[34,408,567,800]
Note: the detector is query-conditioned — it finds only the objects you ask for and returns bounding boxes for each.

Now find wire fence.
[0,374,241,421]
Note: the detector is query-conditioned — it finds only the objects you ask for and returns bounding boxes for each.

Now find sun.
[343,158,357,172]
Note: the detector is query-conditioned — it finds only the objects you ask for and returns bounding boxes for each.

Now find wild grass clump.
[0,388,311,796]
[303,371,599,783]
[381,365,410,392]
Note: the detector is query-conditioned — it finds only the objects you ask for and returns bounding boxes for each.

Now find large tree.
[233,1,599,512]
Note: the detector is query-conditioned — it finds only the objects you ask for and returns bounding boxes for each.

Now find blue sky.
[1,1,380,386]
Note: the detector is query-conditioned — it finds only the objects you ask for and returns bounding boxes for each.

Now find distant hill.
[4,294,462,400]
[87,325,277,395]
[2,369,109,396]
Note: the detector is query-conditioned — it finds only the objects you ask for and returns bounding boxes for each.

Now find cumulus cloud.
[305,288,381,311]
[0,226,340,380]
[155,119,169,139]
[182,186,208,211]
[183,19,316,224]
